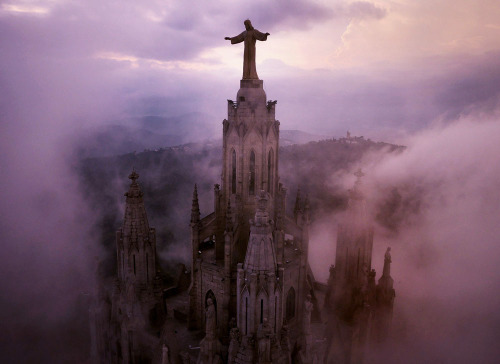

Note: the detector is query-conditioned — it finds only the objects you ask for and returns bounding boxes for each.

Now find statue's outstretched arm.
[254,29,270,41]
[225,31,246,44]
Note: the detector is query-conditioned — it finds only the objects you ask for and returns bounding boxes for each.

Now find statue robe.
[229,29,268,80]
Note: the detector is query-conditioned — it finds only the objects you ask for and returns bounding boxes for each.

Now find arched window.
[260,299,264,324]
[245,297,248,335]
[249,151,255,195]
[274,295,278,332]
[267,149,274,194]
[286,287,296,321]
[205,290,217,324]
[231,150,237,194]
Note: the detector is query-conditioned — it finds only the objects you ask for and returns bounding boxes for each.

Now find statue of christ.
[225,20,270,80]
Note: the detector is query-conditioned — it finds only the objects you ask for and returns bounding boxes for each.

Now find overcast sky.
[2,0,500,140]
[1,1,500,362]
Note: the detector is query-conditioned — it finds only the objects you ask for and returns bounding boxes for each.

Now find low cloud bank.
[309,116,500,363]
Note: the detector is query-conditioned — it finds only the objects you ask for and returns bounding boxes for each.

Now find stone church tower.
[324,170,396,364]
[188,74,313,361]
[116,170,157,289]
[91,20,396,364]
[91,171,166,364]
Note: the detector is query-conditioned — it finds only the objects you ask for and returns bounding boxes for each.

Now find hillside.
[78,136,404,273]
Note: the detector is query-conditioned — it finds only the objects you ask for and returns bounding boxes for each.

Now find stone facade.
[90,171,166,364]
[188,78,313,363]
[90,58,396,364]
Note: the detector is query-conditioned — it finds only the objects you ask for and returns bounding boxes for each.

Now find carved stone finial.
[128,170,139,182]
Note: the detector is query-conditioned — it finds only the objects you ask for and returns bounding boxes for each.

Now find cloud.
[364,116,500,363]
[308,113,500,362]
[344,1,387,20]
[1,1,500,360]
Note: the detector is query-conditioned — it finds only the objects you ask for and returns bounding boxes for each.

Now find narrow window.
[245,297,248,335]
[249,151,255,195]
[274,296,277,332]
[146,253,149,282]
[260,299,264,324]
[268,149,273,193]
[133,255,136,275]
[231,150,237,194]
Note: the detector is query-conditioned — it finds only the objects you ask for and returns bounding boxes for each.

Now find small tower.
[325,170,396,363]
[237,191,280,336]
[373,247,396,342]
[334,169,373,302]
[325,170,374,364]
[116,170,157,291]
[235,191,284,364]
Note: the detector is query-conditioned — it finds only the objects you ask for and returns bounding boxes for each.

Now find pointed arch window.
[260,299,264,324]
[286,287,296,321]
[205,290,217,325]
[245,297,248,335]
[231,150,237,194]
[249,151,255,195]
[274,295,278,332]
[267,149,274,193]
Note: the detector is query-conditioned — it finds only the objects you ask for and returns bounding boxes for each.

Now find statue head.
[244,19,254,31]
[207,298,213,306]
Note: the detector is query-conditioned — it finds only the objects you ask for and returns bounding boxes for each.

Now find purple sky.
[1,1,500,362]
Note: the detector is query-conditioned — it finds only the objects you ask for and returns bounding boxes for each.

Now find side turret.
[116,170,156,290]
[237,191,281,337]
[372,247,396,342]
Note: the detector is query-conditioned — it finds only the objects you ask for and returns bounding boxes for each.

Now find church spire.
[191,184,200,224]
[294,187,302,220]
[123,170,149,237]
[117,170,156,287]
[304,194,310,224]
[243,191,277,272]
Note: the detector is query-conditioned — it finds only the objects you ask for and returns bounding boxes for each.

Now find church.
[90,20,395,364]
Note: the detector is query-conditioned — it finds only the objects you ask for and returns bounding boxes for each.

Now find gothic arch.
[256,287,269,325]
[249,150,256,196]
[267,148,274,194]
[205,290,217,326]
[240,287,250,335]
[231,149,237,194]
[286,287,296,321]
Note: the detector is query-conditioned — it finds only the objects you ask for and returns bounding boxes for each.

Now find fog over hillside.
[1,0,500,362]
[78,136,402,273]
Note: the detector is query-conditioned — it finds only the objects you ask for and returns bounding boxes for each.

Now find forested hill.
[78,136,404,273]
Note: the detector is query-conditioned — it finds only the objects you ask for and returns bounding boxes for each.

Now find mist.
[1,0,500,362]
[308,115,500,363]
